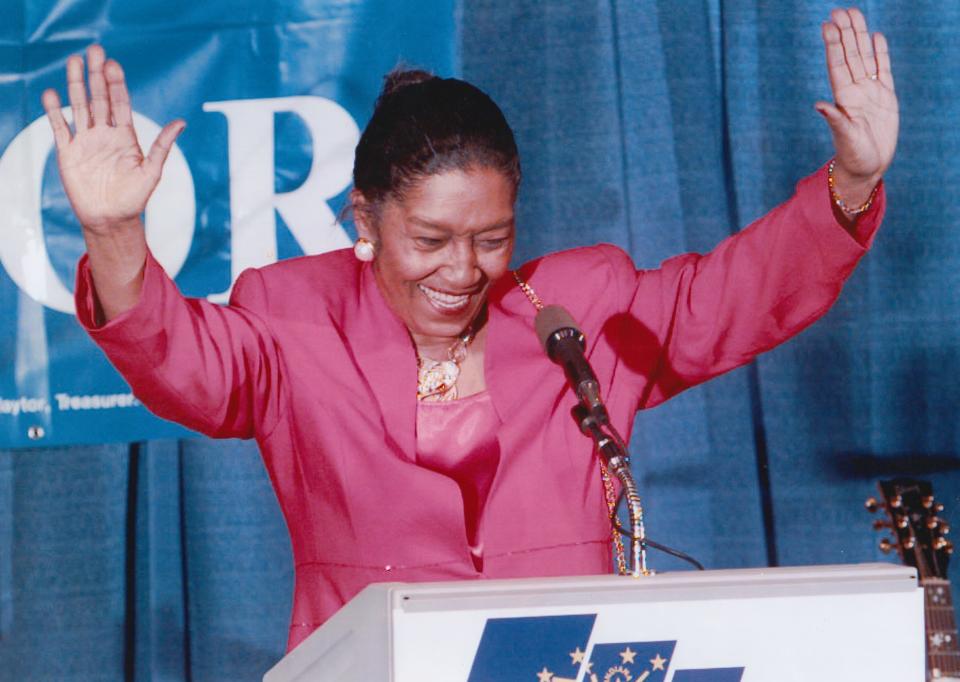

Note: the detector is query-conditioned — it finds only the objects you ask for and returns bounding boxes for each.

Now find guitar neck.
[924,578,960,680]
[871,480,959,680]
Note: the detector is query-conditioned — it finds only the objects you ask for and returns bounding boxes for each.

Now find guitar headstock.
[867,478,953,580]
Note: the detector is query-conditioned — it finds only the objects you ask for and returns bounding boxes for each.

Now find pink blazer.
[76,166,883,650]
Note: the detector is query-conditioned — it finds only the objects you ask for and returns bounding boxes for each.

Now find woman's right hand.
[42,44,184,234]
[42,45,185,321]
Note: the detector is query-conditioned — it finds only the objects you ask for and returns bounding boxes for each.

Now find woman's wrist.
[82,217,148,322]
[81,214,144,238]
[828,159,882,216]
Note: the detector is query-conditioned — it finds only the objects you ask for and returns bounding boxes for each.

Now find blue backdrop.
[2,0,959,680]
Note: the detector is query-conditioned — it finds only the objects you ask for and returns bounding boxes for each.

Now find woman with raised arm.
[43,8,897,651]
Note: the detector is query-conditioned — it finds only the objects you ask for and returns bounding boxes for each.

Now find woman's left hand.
[816,7,898,206]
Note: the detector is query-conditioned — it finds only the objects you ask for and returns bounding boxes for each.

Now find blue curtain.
[3,0,959,679]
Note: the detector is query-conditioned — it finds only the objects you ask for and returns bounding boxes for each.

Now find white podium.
[264,563,923,682]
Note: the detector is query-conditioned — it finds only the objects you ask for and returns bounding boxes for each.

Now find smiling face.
[354,166,516,354]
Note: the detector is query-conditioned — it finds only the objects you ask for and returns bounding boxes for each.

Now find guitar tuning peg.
[890,495,904,509]
[923,495,935,509]
[897,516,910,529]
[941,522,951,535]
[934,537,949,550]
[927,517,940,530]
[872,519,891,531]
[947,541,954,555]
[879,538,894,553]
[865,497,880,513]
[937,503,945,512]
[903,537,916,550]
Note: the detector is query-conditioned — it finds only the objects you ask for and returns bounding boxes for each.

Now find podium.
[264,563,923,681]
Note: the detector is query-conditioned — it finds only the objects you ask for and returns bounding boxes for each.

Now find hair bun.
[380,67,437,99]
[354,67,520,204]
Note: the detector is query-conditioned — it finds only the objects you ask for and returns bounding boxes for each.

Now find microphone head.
[534,305,584,355]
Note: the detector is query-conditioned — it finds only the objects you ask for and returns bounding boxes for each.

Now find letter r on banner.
[202,96,358,302]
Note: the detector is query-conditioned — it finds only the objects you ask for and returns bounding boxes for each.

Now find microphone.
[534,305,607,421]
[536,305,672,577]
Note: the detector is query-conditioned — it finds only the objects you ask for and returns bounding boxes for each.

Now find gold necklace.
[416,329,475,401]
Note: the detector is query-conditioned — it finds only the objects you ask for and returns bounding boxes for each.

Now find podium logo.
[466,615,744,682]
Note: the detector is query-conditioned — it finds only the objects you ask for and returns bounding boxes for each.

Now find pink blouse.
[416,392,501,572]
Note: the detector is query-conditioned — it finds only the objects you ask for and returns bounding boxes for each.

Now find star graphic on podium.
[620,646,637,664]
[537,667,554,682]
[570,647,586,664]
[650,654,667,671]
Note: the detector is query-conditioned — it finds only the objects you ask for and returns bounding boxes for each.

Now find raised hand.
[816,8,898,207]
[42,45,184,234]
[42,45,185,320]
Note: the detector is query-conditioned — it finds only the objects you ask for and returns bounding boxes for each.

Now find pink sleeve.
[610,164,884,408]
[75,251,283,439]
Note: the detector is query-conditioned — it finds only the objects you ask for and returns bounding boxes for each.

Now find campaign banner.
[0,0,459,448]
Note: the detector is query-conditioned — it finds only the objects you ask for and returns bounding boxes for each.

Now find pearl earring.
[354,238,375,262]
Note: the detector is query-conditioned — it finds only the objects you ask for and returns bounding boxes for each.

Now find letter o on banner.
[0,108,195,314]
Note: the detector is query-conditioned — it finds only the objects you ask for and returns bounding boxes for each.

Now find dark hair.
[352,68,521,209]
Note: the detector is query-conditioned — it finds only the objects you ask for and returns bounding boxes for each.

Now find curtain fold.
[132,440,188,682]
